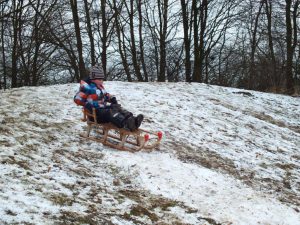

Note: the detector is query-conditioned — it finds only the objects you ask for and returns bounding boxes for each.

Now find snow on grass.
[105,151,299,225]
[0,82,299,224]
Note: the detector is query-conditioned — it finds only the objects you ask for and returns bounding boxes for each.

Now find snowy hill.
[0,82,299,225]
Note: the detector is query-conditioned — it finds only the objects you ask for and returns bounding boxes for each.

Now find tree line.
[0,0,299,94]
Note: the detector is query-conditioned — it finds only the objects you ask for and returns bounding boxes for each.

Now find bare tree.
[263,0,278,89]
[83,0,96,66]
[124,0,143,81]
[137,0,149,81]
[92,0,116,78]
[248,0,264,89]
[10,0,24,88]
[69,0,86,80]
[157,0,169,82]
[100,0,108,77]
[112,0,132,81]
[285,0,299,94]
[143,0,179,81]
[192,0,207,82]
[0,0,298,94]
[0,1,9,89]
[180,0,192,82]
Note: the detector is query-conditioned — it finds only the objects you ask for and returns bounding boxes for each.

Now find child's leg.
[96,108,111,123]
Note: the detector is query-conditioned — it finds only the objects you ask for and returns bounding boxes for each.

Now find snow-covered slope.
[0,82,299,225]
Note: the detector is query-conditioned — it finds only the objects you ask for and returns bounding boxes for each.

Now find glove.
[110,97,118,104]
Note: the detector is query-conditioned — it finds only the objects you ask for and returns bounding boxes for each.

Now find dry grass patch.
[48,193,75,206]
[1,156,31,170]
[127,205,159,223]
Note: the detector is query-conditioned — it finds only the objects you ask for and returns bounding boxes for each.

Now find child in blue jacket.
[74,65,143,131]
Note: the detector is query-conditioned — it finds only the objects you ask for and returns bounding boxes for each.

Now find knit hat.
[89,65,105,80]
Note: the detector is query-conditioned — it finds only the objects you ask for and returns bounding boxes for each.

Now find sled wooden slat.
[81,135,136,152]
[80,108,162,152]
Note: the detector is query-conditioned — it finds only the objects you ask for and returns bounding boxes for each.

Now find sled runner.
[80,108,163,152]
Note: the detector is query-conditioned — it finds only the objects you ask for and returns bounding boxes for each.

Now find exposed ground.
[0,82,299,224]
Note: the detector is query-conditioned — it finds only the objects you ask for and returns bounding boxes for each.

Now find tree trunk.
[83,0,96,66]
[193,0,207,83]
[218,33,226,85]
[113,0,132,81]
[1,3,7,89]
[285,0,295,94]
[127,0,143,81]
[249,1,263,90]
[205,53,209,83]
[264,0,278,88]
[157,0,168,82]
[180,0,192,82]
[101,0,107,78]
[70,0,86,80]
[198,0,208,83]
[192,0,199,82]
[137,0,149,82]
[11,0,23,88]
[31,0,42,86]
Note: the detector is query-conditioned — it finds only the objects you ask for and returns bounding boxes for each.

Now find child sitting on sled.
[74,64,144,131]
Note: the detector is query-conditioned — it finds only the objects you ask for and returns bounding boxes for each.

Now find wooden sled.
[80,108,163,152]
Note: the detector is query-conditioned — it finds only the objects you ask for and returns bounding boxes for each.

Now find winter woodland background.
[1,1,300,224]
[0,0,300,94]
